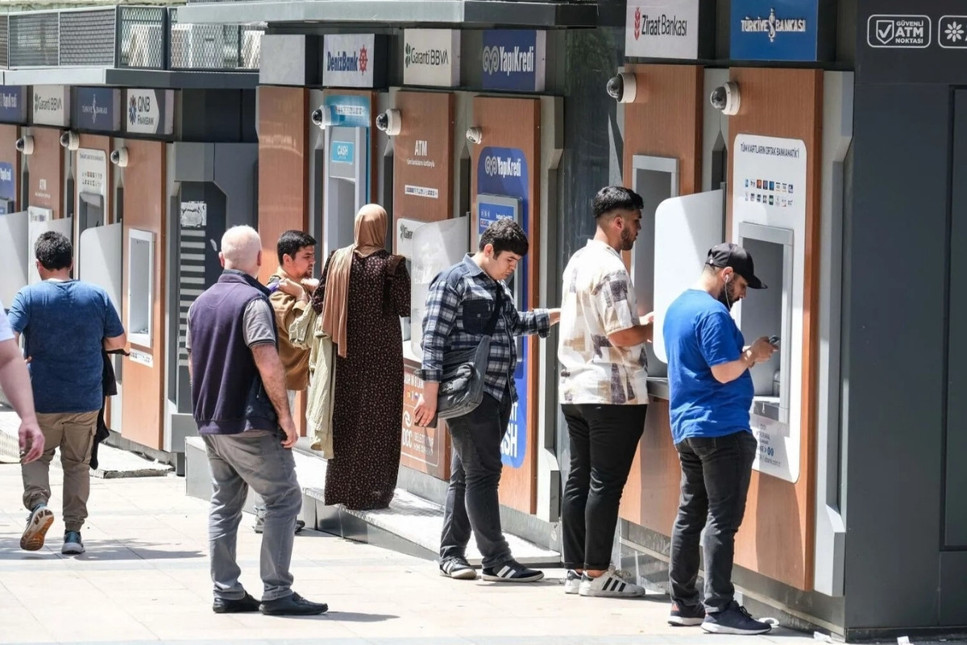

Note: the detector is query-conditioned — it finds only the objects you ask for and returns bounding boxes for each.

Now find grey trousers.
[202,431,302,602]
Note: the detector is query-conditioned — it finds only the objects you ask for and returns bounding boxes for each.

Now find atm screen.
[79,193,104,233]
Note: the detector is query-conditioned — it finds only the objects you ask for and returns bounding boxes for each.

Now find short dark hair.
[35,231,72,270]
[277,230,316,265]
[479,217,528,257]
[592,185,644,219]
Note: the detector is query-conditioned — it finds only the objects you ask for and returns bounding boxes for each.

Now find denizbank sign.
[625,0,700,59]
[403,29,461,87]
[481,30,546,92]
[32,85,70,127]
[324,34,387,88]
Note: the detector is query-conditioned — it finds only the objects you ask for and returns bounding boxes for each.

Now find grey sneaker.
[20,504,54,551]
[62,530,85,555]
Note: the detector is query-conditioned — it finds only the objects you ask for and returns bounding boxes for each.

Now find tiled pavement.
[0,412,881,645]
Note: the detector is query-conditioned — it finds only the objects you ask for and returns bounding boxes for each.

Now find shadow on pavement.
[324,611,399,623]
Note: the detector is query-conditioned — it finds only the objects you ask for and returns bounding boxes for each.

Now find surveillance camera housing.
[60,131,79,151]
[110,148,129,168]
[710,81,741,116]
[15,135,34,155]
[375,109,401,136]
[465,127,483,145]
[606,72,637,104]
[311,105,334,129]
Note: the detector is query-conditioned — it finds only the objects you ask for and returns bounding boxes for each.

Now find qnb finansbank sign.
[481,30,546,92]
[403,29,461,87]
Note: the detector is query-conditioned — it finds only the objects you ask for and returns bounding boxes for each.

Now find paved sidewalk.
[0,454,826,645]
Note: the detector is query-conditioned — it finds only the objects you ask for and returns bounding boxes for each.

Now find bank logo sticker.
[359,46,368,73]
[634,7,642,39]
[82,93,106,125]
[867,15,931,48]
[739,7,807,43]
[128,96,137,125]
[940,16,967,48]
[483,154,523,178]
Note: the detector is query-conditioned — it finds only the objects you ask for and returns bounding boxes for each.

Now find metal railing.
[0,5,262,71]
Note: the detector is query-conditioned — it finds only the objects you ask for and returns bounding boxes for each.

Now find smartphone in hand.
[768,335,781,347]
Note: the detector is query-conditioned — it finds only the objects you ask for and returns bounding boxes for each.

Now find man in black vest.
[186,225,326,617]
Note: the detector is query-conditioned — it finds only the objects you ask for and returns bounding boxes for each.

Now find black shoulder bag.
[434,290,502,421]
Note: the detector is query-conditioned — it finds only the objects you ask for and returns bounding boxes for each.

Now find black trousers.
[669,430,757,612]
[439,393,514,569]
[561,403,647,570]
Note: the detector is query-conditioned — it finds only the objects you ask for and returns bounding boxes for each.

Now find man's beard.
[717,280,738,310]
[620,227,635,251]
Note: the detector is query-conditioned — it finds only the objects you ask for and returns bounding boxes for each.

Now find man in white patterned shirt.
[558,185,653,598]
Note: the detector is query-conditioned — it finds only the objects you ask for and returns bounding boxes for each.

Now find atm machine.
[317,94,372,256]
[629,154,680,379]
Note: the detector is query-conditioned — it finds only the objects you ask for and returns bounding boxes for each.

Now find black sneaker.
[702,601,772,635]
[213,592,260,614]
[668,602,706,626]
[440,556,477,580]
[481,560,544,583]
[259,592,328,616]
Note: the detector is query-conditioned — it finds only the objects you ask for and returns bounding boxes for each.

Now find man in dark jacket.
[186,225,325,617]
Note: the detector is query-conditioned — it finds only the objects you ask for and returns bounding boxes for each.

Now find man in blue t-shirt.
[8,232,126,556]
[662,243,776,636]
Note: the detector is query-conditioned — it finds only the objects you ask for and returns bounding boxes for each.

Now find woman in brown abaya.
[311,204,410,510]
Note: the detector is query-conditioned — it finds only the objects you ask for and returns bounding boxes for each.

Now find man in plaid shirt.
[415,218,559,583]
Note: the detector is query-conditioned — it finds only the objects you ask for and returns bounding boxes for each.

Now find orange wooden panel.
[725,67,823,592]
[472,96,541,515]
[27,127,63,217]
[121,140,166,451]
[0,125,20,210]
[258,86,309,284]
[619,64,703,533]
[392,90,455,479]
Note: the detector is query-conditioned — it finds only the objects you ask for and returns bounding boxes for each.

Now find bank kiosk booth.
[0,5,262,472]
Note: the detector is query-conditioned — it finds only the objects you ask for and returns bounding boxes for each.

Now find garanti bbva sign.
[403,30,461,88]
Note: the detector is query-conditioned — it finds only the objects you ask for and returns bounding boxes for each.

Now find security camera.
[375,109,401,136]
[310,106,334,129]
[60,131,79,151]
[15,135,34,155]
[710,81,741,116]
[110,148,129,168]
[465,127,483,145]
[606,72,637,104]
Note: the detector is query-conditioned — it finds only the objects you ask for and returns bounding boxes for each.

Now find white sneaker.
[578,568,645,598]
[563,569,581,594]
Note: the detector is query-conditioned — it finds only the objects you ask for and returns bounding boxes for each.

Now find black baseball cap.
[706,243,766,289]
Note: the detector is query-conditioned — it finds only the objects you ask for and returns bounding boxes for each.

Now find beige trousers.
[22,410,98,532]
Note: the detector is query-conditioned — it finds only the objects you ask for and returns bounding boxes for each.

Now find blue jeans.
[439,393,514,569]
[669,430,758,612]
[203,431,302,602]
